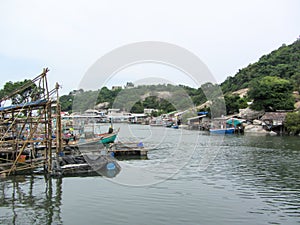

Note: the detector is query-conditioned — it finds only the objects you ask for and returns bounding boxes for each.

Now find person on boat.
[63,132,71,145]
[177,118,181,126]
[70,133,76,141]
[108,126,113,134]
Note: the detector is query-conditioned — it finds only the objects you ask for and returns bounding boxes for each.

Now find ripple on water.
[1,125,300,224]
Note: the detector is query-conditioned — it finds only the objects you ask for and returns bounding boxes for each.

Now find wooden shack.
[260,112,288,134]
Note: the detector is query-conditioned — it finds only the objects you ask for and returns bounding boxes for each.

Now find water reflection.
[0,175,62,225]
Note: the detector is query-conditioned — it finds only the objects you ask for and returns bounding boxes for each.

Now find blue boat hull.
[209,128,235,134]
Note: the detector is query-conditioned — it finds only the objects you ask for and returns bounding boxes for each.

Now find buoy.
[137,142,144,147]
[106,162,116,170]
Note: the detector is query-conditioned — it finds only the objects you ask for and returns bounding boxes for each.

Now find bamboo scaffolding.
[0,68,61,176]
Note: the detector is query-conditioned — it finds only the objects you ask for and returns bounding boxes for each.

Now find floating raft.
[108,142,148,159]
[51,154,121,178]
[48,141,148,177]
[63,141,148,160]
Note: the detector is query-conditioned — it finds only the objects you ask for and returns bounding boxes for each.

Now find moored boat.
[209,127,235,134]
[97,128,119,144]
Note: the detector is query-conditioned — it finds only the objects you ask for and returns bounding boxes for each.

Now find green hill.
[60,84,209,114]
[221,39,300,93]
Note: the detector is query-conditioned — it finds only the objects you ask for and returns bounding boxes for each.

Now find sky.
[0,0,299,95]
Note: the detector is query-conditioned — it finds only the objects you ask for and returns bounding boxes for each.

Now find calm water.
[1,124,300,225]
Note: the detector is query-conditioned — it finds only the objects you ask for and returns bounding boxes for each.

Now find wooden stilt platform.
[0,68,59,177]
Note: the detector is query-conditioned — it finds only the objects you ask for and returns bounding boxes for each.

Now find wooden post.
[47,101,52,173]
[11,110,16,159]
[55,83,62,156]
[43,105,48,172]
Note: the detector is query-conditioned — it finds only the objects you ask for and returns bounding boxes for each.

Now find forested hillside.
[60,84,214,114]
[221,39,300,93]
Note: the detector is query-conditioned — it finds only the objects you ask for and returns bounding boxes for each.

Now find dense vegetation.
[221,39,300,113]
[221,39,300,93]
[285,112,300,135]
[248,76,295,111]
[224,94,248,115]
[0,80,41,104]
[60,84,212,114]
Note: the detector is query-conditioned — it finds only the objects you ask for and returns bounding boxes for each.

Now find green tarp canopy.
[226,118,245,126]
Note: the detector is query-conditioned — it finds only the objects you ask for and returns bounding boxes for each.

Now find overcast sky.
[0,0,299,94]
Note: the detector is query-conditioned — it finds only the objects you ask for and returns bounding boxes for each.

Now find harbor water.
[1,124,300,224]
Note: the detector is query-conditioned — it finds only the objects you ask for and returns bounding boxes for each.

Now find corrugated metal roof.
[261,112,287,122]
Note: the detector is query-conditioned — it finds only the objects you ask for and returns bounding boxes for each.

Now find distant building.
[69,89,84,96]
[84,109,105,117]
[60,111,69,116]
[107,108,121,114]
[129,113,147,124]
[112,86,122,90]
[125,82,134,89]
[144,108,158,115]
[107,109,131,123]
[260,112,287,126]
[187,115,207,130]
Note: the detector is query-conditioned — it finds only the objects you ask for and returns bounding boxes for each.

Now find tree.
[130,101,144,113]
[201,82,223,100]
[248,76,294,111]
[291,72,300,92]
[60,95,74,112]
[0,80,41,105]
[285,112,300,135]
[159,99,176,113]
[143,96,159,109]
[224,94,240,115]
[210,98,226,118]
[224,94,249,115]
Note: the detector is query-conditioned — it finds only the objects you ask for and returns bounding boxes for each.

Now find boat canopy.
[197,111,209,115]
[0,99,47,112]
[226,118,245,126]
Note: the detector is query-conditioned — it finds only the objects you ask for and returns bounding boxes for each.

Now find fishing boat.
[97,128,119,144]
[209,127,235,134]
[149,119,164,126]
[171,124,179,129]
[58,135,121,177]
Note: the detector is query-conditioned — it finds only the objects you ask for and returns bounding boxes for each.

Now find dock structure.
[0,69,148,178]
[108,142,148,160]
[61,141,148,160]
[0,68,62,176]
